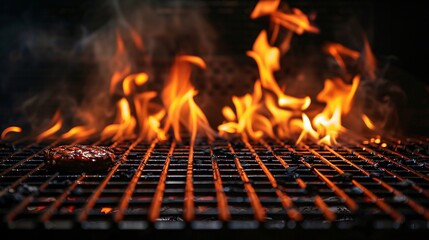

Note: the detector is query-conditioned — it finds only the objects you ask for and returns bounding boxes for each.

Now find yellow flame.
[123,72,148,96]
[162,56,216,143]
[362,114,376,130]
[222,106,236,122]
[1,126,22,140]
[247,30,310,110]
[271,8,320,35]
[312,76,360,145]
[101,98,136,141]
[61,126,96,141]
[218,81,274,140]
[250,0,280,19]
[37,110,63,142]
[134,91,166,141]
[296,113,319,144]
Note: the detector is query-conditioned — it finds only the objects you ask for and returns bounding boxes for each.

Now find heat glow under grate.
[0,135,428,238]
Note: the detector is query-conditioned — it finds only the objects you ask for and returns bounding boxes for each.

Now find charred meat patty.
[43,145,116,172]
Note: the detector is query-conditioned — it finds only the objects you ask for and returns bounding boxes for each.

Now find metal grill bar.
[78,139,140,222]
[0,136,428,233]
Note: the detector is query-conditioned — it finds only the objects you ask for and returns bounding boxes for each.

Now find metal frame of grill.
[1,135,428,239]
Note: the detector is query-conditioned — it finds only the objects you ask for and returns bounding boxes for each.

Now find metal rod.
[148,141,176,222]
[245,139,302,221]
[211,147,231,221]
[78,139,140,222]
[114,139,159,222]
[228,142,266,222]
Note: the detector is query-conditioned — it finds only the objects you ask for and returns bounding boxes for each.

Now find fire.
[250,0,280,19]
[2,0,382,147]
[271,8,320,35]
[36,110,63,142]
[122,72,148,96]
[101,207,113,214]
[299,76,360,145]
[109,30,131,95]
[246,30,311,110]
[324,43,360,70]
[218,81,274,140]
[134,92,166,141]
[1,126,22,140]
[362,114,376,130]
[61,126,96,141]
[161,56,216,143]
[101,98,137,141]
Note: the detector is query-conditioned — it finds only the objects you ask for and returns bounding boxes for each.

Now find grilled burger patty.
[43,145,116,172]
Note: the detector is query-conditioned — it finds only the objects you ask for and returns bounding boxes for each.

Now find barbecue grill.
[1,135,428,239]
[1,0,429,239]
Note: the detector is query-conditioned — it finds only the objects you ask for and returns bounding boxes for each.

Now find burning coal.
[0,0,397,145]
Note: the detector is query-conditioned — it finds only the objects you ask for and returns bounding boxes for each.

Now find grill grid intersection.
[0,136,428,237]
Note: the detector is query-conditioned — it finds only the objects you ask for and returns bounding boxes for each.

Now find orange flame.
[122,72,148,96]
[218,81,274,140]
[324,43,360,70]
[1,126,22,140]
[109,30,131,95]
[134,91,166,141]
[362,114,376,130]
[101,98,136,141]
[271,8,319,35]
[247,30,311,110]
[162,56,216,143]
[37,110,63,142]
[264,93,301,139]
[101,207,112,214]
[296,113,319,144]
[298,76,360,145]
[250,0,280,19]
[61,126,97,141]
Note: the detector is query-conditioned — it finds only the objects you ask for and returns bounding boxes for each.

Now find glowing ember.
[101,207,113,214]
[250,0,280,19]
[1,126,22,140]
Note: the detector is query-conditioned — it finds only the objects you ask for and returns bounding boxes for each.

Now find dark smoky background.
[0,0,428,137]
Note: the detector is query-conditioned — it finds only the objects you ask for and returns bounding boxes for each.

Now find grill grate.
[0,135,428,238]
